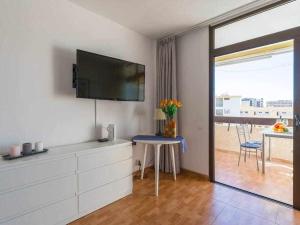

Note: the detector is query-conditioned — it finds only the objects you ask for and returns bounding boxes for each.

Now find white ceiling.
[70,0,259,39]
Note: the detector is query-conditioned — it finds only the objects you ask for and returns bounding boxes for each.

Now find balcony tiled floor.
[215,149,293,205]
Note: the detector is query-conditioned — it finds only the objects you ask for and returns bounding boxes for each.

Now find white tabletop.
[262,128,293,138]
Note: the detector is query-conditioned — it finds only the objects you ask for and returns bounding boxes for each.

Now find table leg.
[268,137,271,161]
[170,145,176,181]
[141,144,148,180]
[155,144,161,196]
[262,134,265,174]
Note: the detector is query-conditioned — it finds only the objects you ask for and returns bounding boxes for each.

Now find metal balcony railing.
[214,116,293,132]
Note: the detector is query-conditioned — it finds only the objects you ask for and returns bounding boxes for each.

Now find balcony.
[214,116,293,204]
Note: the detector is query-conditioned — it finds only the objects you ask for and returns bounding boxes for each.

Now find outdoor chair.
[236,124,262,171]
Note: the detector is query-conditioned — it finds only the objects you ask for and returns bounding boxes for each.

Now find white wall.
[0,0,155,169]
[177,27,209,175]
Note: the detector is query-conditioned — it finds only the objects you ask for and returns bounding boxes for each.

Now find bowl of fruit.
[272,122,289,133]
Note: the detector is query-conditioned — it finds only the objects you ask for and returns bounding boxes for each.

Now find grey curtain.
[156,36,180,174]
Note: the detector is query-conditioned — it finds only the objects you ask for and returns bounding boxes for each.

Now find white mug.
[9,145,21,157]
[35,142,43,152]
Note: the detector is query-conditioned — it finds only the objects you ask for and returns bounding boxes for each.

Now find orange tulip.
[163,99,168,106]
[159,99,182,115]
[159,102,163,108]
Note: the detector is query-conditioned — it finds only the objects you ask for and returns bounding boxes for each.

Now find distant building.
[240,105,293,118]
[215,95,241,117]
[266,100,293,107]
[216,95,293,118]
[241,98,264,107]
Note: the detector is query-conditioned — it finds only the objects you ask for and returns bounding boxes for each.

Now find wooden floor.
[215,149,293,204]
[70,169,300,225]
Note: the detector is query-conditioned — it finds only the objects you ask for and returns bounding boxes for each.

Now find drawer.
[0,156,76,193]
[78,145,132,171]
[0,175,76,222]
[1,197,77,225]
[78,158,132,193]
[79,175,132,216]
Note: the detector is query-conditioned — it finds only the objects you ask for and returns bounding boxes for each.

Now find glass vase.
[164,118,176,138]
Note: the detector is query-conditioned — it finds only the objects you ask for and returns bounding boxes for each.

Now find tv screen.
[76,50,145,101]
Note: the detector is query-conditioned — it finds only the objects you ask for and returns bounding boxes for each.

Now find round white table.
[134,139,180,196]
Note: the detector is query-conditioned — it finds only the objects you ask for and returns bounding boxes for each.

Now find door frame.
[209,1,300,209]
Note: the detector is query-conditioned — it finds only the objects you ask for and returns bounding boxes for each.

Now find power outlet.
[135,160,141,166]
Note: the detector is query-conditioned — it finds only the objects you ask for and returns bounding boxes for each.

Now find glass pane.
[215,1,300,48]
[214,40,294,204]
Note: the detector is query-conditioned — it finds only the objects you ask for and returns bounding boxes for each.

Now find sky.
[215,51,293,102]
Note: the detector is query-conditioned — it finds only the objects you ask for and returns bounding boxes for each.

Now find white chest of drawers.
[0,140,133,225]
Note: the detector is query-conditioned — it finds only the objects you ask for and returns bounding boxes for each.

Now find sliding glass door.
[214,40,294,205]
[209,1,300,208]
[293,37,300,208]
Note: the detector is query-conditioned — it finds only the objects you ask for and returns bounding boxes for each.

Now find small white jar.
[35,142,44,152]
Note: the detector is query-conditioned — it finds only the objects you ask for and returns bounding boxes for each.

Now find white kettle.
[107,124,116,141]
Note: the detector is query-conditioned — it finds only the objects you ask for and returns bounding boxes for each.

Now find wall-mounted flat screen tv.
[76,50,145,101]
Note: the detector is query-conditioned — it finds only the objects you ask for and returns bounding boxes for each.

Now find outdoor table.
[261,128,293,173]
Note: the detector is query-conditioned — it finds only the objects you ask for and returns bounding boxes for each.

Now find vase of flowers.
[159,99,182,138]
